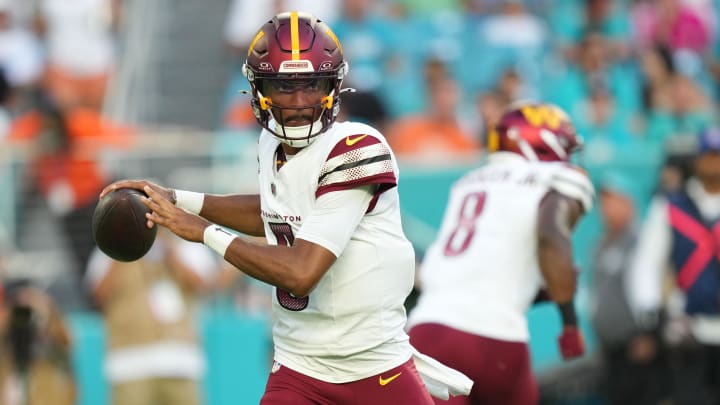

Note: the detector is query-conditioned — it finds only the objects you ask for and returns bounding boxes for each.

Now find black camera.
[4,280,42,373]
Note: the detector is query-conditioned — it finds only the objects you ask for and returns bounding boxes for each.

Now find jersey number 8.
[443,192,487,257]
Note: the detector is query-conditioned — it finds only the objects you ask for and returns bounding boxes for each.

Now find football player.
[407,102,595,405]
[100,11,470,404]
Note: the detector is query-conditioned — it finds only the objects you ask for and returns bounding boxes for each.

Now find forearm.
[224,240,303,293]
[537,191,582,305]
[200,194,265,236]
[211,234,335,297]
[538,239,577,304]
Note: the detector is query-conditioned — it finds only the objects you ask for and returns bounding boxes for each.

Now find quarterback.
[408,102,595,405]
[101,11,470,404]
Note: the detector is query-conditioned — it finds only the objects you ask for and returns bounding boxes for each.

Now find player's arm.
[194,194,265,237]
[141,185,374,297]
[537,190,583,306]
[99,180,266,237]
[537,190,586,360]
[222,238,336,297]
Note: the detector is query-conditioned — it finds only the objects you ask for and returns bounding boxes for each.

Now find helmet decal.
[491,102,582,162]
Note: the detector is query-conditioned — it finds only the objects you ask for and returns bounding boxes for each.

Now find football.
[92,188,157,262]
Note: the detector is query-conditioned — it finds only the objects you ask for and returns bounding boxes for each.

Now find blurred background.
[0,0,719,404]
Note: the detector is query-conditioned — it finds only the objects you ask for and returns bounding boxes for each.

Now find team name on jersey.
[261,209,302,223]
[458,170,538,187]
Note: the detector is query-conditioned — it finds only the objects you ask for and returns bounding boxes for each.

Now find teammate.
[407,102,595,405]
[100,11,469,404]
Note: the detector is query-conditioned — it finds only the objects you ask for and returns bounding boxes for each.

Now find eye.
[262,78,331,94]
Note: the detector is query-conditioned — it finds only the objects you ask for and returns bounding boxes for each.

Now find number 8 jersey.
[407,152,594,342]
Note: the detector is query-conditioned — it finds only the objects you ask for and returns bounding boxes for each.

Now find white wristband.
[175,189,204,214]
[203,225,237,257]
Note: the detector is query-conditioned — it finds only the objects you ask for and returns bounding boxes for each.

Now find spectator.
[545,30,639,118]
[386,72,481,163]
[590,172,671,405]
[628,127,720,405]
[6,96,134,302]
[631,0,713,54]
[85,230,217,405]
[473,90,508,146]
[33,0,122,111]
[0,0,44,104]
[0,279,76,405]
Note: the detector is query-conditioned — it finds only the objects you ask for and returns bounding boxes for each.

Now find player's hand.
[558,326,584,360]
[99,179,173,203]
[141,185,210,243]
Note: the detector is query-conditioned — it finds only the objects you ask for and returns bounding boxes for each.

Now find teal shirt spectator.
[378,10,469,117]
[542,61,640,117]
[647,109,716,143]
[332,14,400,94]
[455,9,551,96]
[574,103,635,147]
[549,0,631,45]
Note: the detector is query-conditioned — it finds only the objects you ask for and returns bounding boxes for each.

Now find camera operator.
[0,279,76,405]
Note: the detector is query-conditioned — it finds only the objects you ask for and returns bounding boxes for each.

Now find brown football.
[92,188,157,262]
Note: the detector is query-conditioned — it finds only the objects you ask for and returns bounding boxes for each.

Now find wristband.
[558,301,578,326]
[203,225,237,257]
[174,189,204,214]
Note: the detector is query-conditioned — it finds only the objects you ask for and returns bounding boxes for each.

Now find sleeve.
[549,165,595,212]
[316,134,397,198]
[296,185,374,257]
[625,196,672,325]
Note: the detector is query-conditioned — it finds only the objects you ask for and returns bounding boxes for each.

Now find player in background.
[100,11,470,405]
[407,102,595,405]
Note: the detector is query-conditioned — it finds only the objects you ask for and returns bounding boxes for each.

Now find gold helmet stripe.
[325,28,342,54]
[290,11,300,60]
[247,30,264,57]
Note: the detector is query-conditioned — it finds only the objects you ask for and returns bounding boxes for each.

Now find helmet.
[242,11,349,147]
[487,102,582,162]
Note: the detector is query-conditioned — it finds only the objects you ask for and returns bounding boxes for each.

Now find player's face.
[599,190,634,233]
[261,78,332,127]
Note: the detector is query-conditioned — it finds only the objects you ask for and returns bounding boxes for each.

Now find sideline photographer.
[0,279,76,405]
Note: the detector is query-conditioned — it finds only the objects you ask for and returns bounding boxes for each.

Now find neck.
[281,143,303,156]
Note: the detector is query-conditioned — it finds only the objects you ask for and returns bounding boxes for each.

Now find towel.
[412,348,474,400]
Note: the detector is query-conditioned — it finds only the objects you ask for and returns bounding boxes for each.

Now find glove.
[558,326,584,360]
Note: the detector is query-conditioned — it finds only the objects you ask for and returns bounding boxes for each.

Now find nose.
[284,89,315,108]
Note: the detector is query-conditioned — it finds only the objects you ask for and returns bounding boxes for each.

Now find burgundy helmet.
[487,101,582,162]
[242,11,349,147]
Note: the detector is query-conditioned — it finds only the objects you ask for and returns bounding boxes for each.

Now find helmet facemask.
[245,63,347,148]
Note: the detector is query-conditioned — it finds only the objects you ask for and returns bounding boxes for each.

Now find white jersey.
[257,121,415,383]
[407,153,594,342]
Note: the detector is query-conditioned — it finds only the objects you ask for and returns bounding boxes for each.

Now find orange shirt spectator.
[8,106,134,209]
[386,75,481,163]
[7,102,135,291]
